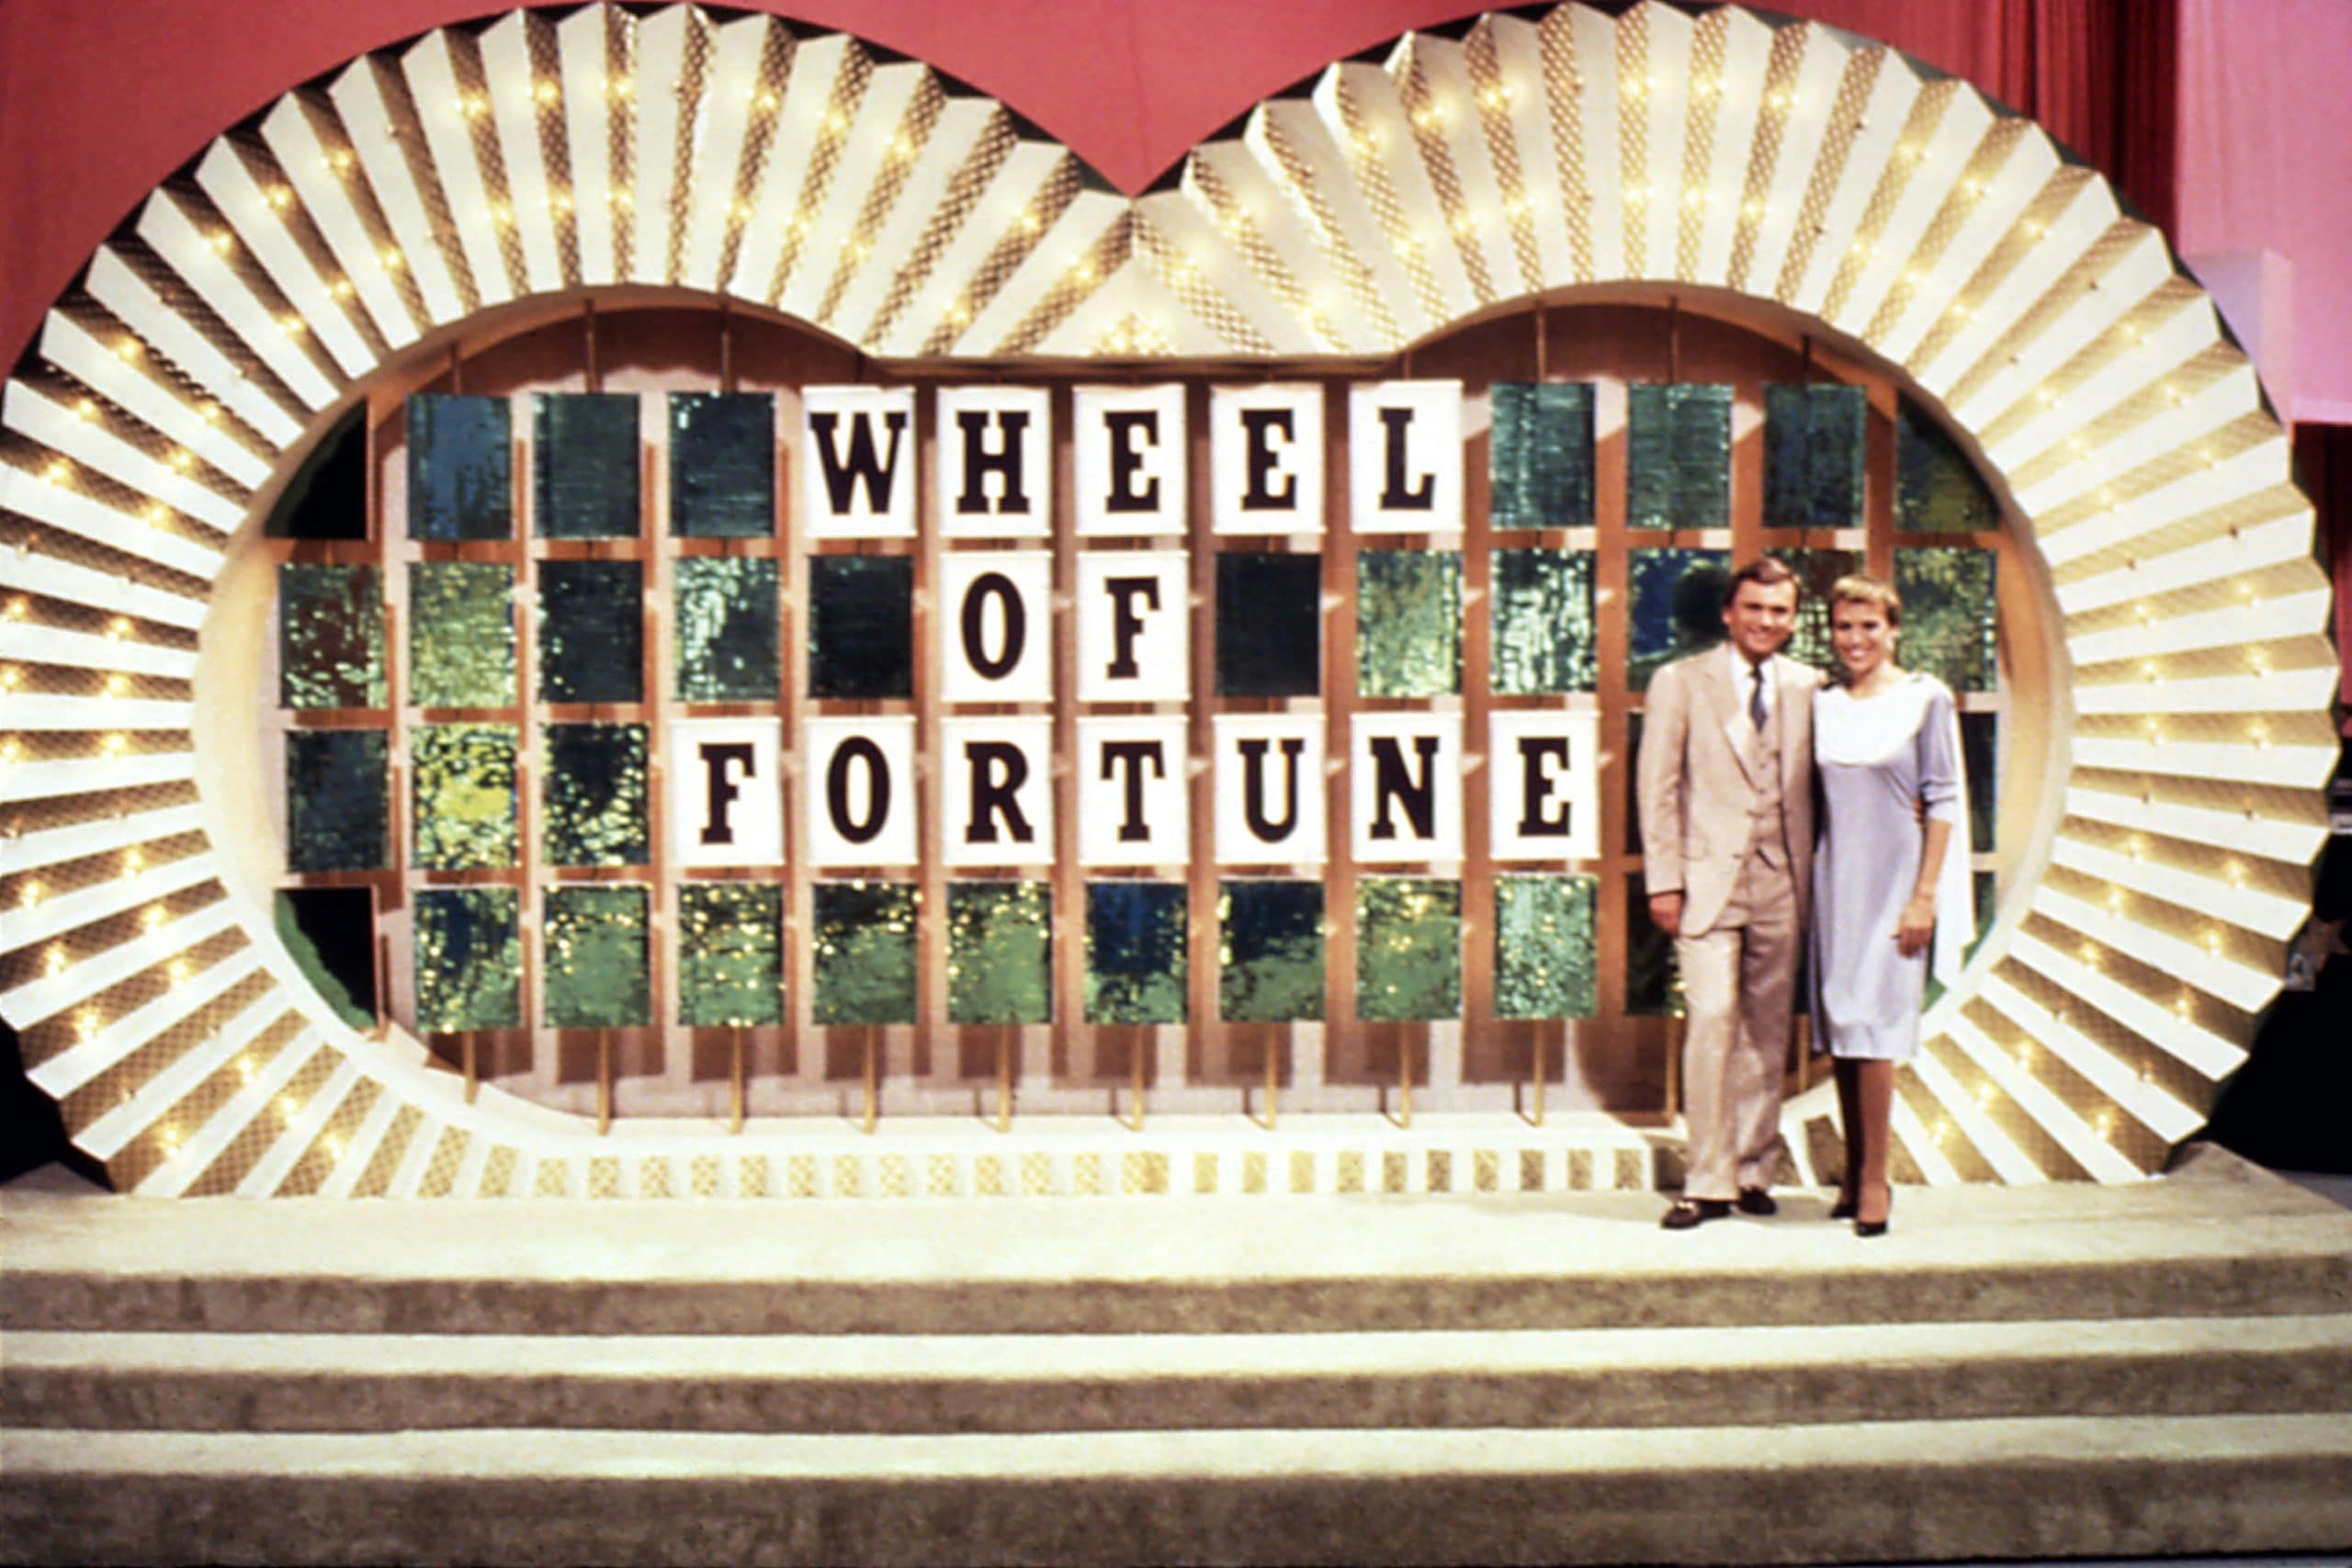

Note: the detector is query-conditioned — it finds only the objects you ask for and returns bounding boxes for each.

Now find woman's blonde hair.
[1827,572,1903,628]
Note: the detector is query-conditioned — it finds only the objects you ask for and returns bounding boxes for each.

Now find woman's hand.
[1896,894,1937,958]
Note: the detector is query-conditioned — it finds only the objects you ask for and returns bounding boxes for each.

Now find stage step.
[8,1416,2351,1565]
[6,1147,2349,1564]
[9,1316,2350,1435]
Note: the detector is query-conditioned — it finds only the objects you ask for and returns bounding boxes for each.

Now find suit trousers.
[1674,852,1797,1201]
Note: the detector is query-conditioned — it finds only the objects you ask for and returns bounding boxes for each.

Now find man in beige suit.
[1637,558,1820,1229]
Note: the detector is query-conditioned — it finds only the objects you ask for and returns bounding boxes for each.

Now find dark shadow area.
[2205,826,2352,1175]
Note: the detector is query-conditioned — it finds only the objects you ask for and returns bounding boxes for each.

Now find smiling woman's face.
[1831,596,1896,682]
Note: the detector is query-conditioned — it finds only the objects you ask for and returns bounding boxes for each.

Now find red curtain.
[1789,0,2177,233]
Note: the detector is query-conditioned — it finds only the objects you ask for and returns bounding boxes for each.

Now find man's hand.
[1649,892,1683,939]
[1895,894,1936,958]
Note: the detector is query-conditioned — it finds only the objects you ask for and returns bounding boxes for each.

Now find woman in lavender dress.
[1811,575,1969,1236]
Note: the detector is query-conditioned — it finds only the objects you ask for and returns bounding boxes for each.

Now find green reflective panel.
[947,881,1052,1025]
[677,883,784,1026]
[1960,710,1998,855]
[405,394,511,540]
[1356,549,1460,697]
[1488,381,1596,530]
[811,882,918,1025]
[533,393,640,540]
[411,723,517,870]
[278,563,385,710]
[413,886,520,1032]
[675,556,779,702]
[1625,383,1731,530]
[537,559,643,705]
[1356,877,1460,1022]
[1894,547,1997,692]
[1490,547,1596,694]
[808,556,914,699]
[1493,874,1598,1019]
[543,886,650,1030]
[670,392,775,538]
[1626,547,1729,690]
[541,723,648,867]
[1085,882,1187,1025]
[1624,878,1682,1017]
[1219,880,1324,1022]
[1766,547,1861,672]
[1764,383,1867,531]
[1216,553,1322,696]
[1896,397,1998,533]
[407,562,514,708]
[285,728,388,873]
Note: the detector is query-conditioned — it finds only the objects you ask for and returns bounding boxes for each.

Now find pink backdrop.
[2,3,2346,417]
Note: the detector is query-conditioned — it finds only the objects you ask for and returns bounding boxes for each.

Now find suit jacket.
[1636,646,1822,938]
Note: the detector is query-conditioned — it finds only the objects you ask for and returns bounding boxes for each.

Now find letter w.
[808,410,909,515]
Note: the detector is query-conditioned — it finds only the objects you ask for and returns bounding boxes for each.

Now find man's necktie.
[1748,663,1767,730]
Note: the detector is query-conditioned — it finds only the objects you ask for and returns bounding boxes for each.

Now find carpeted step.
[7,1315,2349,1436]
[6,1413,2349,1566]
[6,1200,2348,1336]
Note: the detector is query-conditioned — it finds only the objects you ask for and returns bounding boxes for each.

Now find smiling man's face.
[1722,579,1799,665]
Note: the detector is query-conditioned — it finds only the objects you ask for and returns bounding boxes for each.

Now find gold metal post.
[462,1033,477,1104]
[1398,1040,1413,1131]
[595,1029,611,1135]
[1263,1041,1278,1132]
[729,1025,745,1134]
[996,1029,1012,1134]
[1127,1036,1146,1133]
[1531,1031,1546,1128]
[861,1029,877,1134]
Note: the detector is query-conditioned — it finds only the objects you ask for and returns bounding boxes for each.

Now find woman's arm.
[1897,817,1952,958]
[1898,682,1964,960]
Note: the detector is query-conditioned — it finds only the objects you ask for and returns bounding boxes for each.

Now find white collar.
[1723,641,1777,710]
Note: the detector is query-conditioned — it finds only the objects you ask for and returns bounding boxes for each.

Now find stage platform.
[5,1145,2349,1565]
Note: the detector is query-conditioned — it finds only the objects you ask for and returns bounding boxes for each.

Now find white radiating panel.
[401,30,514,309]
[556,6,619,286]
[479,14,568,294]
[82,252,307,446]
[330,56,469,325]
[675,13,776,291]
[260,97,420,352]
[723,33,848,306]
[135,192,338,409]
[195,143,376,378]
[776,61,927,327]
[39,313,274,487]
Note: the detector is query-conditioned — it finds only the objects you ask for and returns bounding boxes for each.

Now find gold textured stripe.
[762,43,874,305]
[351,1103,424,1196]
[1818,79,1955,321]
[1673,8,1733,281]
[1771,45,1885,302]
[1464,23,1543,296]
[1725,21,1809,291]
[414,1124,470,1196]
[186,1043,342,1196]
[1903,164,2096,374]
[272,1076,381,1196]
[914,158,1080,355]
[816,73,946,327]
[1534,7,1595,281]
[863,110,1016,345]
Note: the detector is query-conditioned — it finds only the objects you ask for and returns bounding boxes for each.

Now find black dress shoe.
[1829,1193,1858,1221]
[1735,1187,1777,1216]
[1854,1186,1893,1236]
[1661,1198,1732,1230]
